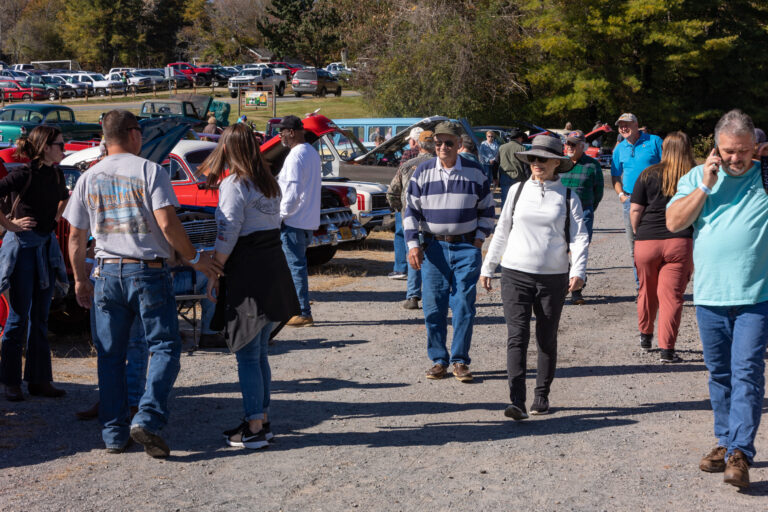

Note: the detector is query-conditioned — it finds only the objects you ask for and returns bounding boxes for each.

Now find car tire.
[295,92,302,97]
[335,86,342,97]
[22,93,31,101]
[195,75,206,86]
[306,245,337,267]
[97,88,106,96]
[48,91,58,101]
[277,83,285,97]
[319,87,326,98]
[230,92,237,98]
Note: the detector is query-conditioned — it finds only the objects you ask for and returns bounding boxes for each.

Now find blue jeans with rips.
[235,323,273,420]
[92,262,180,450]
[421,240,481,366]
[393,212,408,274]
[281,225,312,317]
[0,245,56,386]
[696,301,768,463]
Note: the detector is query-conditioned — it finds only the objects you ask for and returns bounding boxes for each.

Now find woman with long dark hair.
[200,124,300,449]
[630,131,695,362]
[0,126,70,401]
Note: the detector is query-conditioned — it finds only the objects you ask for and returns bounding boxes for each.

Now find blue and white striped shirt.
[404,156,495,249]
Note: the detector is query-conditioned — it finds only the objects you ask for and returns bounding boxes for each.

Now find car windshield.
[90,74,106,81]
[185,149,214,176]
[333,129,367,160]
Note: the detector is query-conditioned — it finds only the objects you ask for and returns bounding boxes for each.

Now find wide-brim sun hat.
[515,135,574,173]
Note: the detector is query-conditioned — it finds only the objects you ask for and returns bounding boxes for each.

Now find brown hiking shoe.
[286,315,314,327]
[699,445,727,473]
[724,449,750,488]
[426,364,447,380]
[452,363,473,382]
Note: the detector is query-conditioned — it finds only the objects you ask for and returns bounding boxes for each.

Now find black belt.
[424,232,475,244]
[99,257,165,268]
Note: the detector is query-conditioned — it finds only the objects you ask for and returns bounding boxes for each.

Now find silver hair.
[715,109,755,145]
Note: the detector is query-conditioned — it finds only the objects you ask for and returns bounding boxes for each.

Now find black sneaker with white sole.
[130,425,170,458]
[639,332,653,352]
[659,349,682,363]
[223,420,273,441]
[226,423,269,449]
[530,396,550,415]
[504,403,529,421]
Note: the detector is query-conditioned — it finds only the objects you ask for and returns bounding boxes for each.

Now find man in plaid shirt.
[561,130,604,304]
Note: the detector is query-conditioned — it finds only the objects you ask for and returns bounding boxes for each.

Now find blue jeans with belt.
[696,301,768,463]
[421,239,481,366]
[92,261,180,450]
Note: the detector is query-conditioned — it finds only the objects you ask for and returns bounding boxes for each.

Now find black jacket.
[211,229,300,352]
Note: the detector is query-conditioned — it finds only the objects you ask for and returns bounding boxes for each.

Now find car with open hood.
[0,104,102,145]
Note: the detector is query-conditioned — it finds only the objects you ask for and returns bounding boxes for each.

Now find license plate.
[339,226,352,239]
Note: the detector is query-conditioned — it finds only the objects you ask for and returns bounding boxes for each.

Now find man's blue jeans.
[582,206,594,243]
[92,262,181,450]
[281,225,312,317]
[499,173,522,208]
[622,199,639,288]
[696,301,768,463]
[0,245,56,386]
[393,212,408,274]
[406,262,422,300]
[421,240,481,366]
[126,320,148,408]
[235,323,273,420]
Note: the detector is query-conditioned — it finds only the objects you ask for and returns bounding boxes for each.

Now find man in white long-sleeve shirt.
[276,115,321,327]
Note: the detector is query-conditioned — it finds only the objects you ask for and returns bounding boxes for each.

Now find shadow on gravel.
[310,290,407,303]
[738,481,768,496]
[268,337,370,356]
[550,363,706,378]
[577,295,637,304]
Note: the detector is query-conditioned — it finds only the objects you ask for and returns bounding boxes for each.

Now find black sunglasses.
[528,156,552,163]
[434,139,456,148]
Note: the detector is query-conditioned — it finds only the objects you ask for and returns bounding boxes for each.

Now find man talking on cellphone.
[667,109,768,489]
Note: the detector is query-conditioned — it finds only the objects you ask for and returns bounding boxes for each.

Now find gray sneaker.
[402,297,420,310]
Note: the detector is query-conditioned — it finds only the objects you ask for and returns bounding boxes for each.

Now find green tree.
[4,0,67,64]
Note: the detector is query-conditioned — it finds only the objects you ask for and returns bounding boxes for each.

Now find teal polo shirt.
[610,132,663,193]
[668,161,768,306]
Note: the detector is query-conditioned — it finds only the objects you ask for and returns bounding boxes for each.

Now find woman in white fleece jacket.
[480,135,589,420]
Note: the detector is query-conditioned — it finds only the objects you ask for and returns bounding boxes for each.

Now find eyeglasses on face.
[528,156,552,163]
[564,142,577,147]
[434,139,455,148]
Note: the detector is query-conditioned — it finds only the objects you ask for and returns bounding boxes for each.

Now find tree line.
[2,0,767,136]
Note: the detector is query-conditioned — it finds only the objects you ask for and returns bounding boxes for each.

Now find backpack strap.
[564,187,571,245]
[507,180,526,232]
[8,169,33,220]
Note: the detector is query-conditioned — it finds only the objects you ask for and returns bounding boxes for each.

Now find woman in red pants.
[630,132,695,362]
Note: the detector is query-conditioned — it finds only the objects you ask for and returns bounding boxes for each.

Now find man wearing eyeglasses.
[561,130,604,305]
[276,115,321,327]
[610,113,662,288]
[64,110,222,457]
[404,121,495,382]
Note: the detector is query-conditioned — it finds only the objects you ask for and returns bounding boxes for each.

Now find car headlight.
[346,187,357,207]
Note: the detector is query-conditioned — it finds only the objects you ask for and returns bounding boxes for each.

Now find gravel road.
[1,172,767,511]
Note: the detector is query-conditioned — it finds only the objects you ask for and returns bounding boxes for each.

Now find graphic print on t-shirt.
[86,172,149,235]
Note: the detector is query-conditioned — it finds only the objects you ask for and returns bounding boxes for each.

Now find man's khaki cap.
[615,113,638,125]
[433,121,462,137]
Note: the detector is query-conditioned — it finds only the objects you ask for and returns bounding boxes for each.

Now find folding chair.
[172,266,208,354]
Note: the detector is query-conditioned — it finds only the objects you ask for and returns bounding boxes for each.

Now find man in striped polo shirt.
[404,121,495,382]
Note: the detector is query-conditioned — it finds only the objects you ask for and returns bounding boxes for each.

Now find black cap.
[277,115,303,130]
[508,127,523,139]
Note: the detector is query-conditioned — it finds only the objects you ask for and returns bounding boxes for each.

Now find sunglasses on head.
[528,156,552,163]
[434,139,455,148]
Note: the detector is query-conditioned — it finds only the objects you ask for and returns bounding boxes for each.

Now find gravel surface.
[2,173,767,511]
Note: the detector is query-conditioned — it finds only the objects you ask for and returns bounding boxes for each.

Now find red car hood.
[261,114,339,176]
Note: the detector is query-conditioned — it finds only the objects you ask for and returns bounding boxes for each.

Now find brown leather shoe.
[286,315,314,327]
[699,445,727,473]
[4,385,24,402]
[426,364,447,380]
[452,363,473,382]
[28,382,66,398]
[724,449,750,488]
[76,401,100,420]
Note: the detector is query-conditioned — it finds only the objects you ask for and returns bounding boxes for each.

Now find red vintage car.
[167,62,213,86]
[0,79,48,102]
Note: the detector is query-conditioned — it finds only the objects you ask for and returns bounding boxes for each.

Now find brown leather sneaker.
[452,363,473,382]
[699,445,727,473]
[426,364,448,380]
[286,315,314,327]
[724,449,750,488]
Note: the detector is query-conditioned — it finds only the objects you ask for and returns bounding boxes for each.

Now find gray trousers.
[501,268,568,405]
